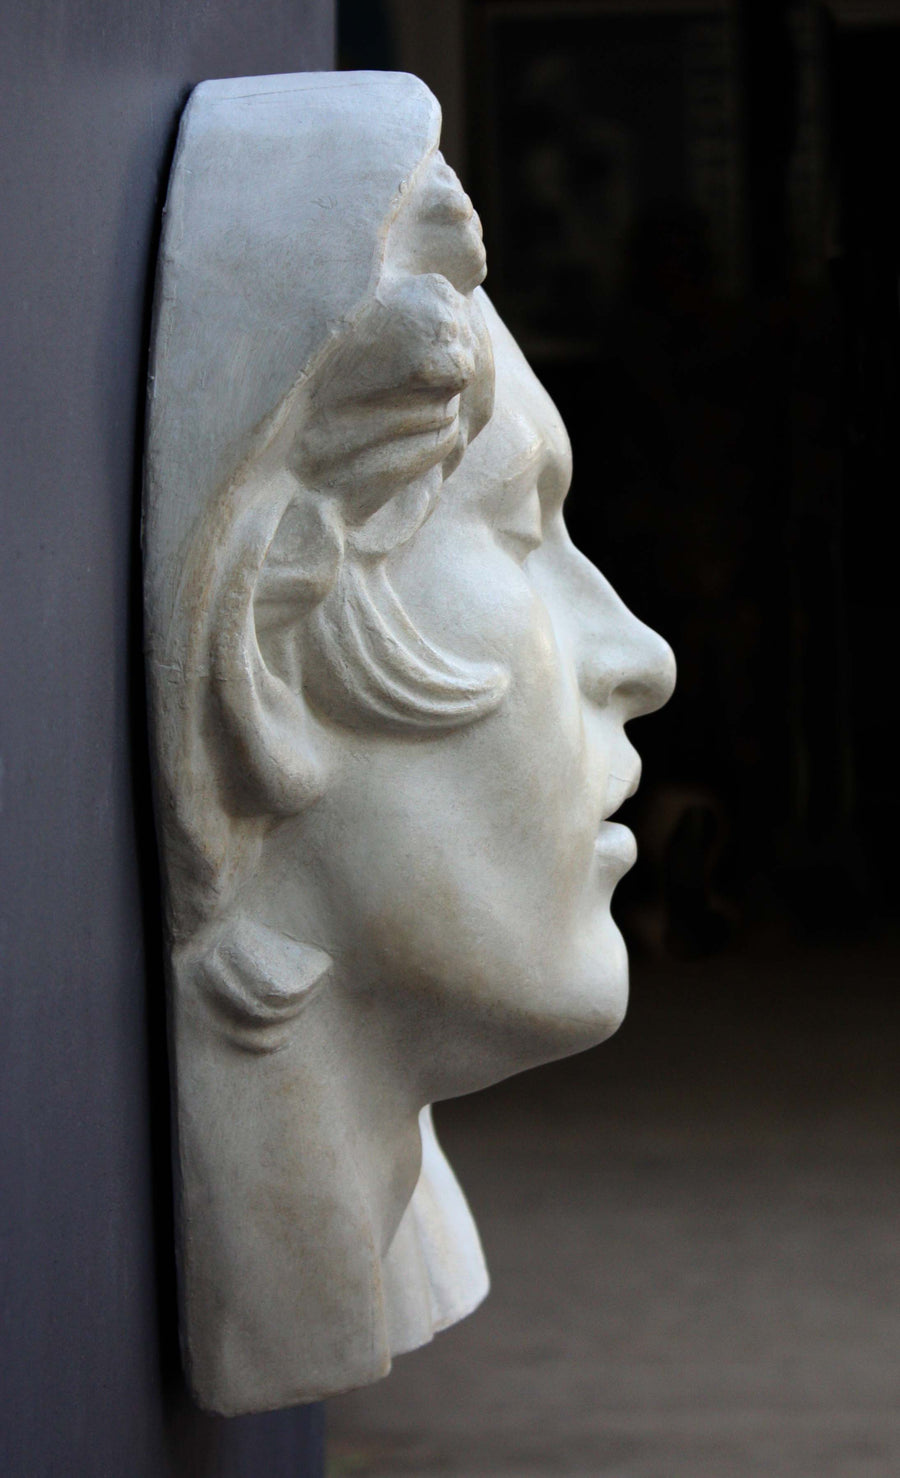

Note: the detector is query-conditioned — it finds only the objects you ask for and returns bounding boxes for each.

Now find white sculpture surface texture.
[144,71,675,1416]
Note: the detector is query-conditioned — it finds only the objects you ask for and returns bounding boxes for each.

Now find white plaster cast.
[143,71,675,1416]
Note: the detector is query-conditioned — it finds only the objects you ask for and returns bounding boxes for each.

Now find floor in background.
[327,935,900,1478]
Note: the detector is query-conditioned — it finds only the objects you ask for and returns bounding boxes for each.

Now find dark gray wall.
[0,4,333,1474]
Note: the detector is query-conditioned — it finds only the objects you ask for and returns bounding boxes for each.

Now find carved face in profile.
[145,71,674,1416]
[259,288,675,1098]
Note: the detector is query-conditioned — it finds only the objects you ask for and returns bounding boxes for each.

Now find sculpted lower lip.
[594,821,637,872]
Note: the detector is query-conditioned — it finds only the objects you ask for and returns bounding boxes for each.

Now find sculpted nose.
[574,563,676,721]
[608,616,676,720]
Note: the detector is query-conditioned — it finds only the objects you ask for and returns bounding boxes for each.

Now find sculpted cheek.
[392,517,543,668]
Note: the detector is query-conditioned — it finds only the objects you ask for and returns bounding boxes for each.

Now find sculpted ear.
[208,478,342,817]
[183,915,332,1054]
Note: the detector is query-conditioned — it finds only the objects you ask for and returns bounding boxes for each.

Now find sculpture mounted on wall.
[143,71,675,1416]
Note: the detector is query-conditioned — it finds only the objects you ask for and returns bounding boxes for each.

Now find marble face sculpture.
[144,71,675,1415]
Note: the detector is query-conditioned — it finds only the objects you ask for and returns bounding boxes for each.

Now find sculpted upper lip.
[602,760,642,822]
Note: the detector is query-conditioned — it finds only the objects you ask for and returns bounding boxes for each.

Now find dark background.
[0,3,333,1475]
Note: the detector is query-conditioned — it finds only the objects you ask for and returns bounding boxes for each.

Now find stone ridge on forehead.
[144,71,443,629]
[189,68,434,100]
[185,70,441,158]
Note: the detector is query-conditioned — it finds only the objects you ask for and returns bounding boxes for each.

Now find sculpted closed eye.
[496,483,544,563]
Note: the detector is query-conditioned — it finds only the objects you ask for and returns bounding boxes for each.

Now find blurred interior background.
[330,4,899,1475]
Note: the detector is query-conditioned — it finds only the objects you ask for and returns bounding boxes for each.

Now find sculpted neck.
[303,980,426,1256]
[240,826,435,1249]
[172,914,432,1412]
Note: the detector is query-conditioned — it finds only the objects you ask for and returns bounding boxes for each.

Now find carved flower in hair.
[255,270,506,739]
[292,269,494,552]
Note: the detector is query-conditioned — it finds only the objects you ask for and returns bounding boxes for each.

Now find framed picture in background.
[467,0,743,359]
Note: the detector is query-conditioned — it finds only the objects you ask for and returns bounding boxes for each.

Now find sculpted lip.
[603,760,641,819]
[594,820,638,871]
[594,761,642,871]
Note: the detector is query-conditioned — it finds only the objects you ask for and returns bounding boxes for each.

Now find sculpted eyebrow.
[499,442,543,502]
[500,440,568,523]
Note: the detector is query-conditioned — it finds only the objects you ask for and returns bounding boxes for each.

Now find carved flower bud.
[291,272,491,526]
